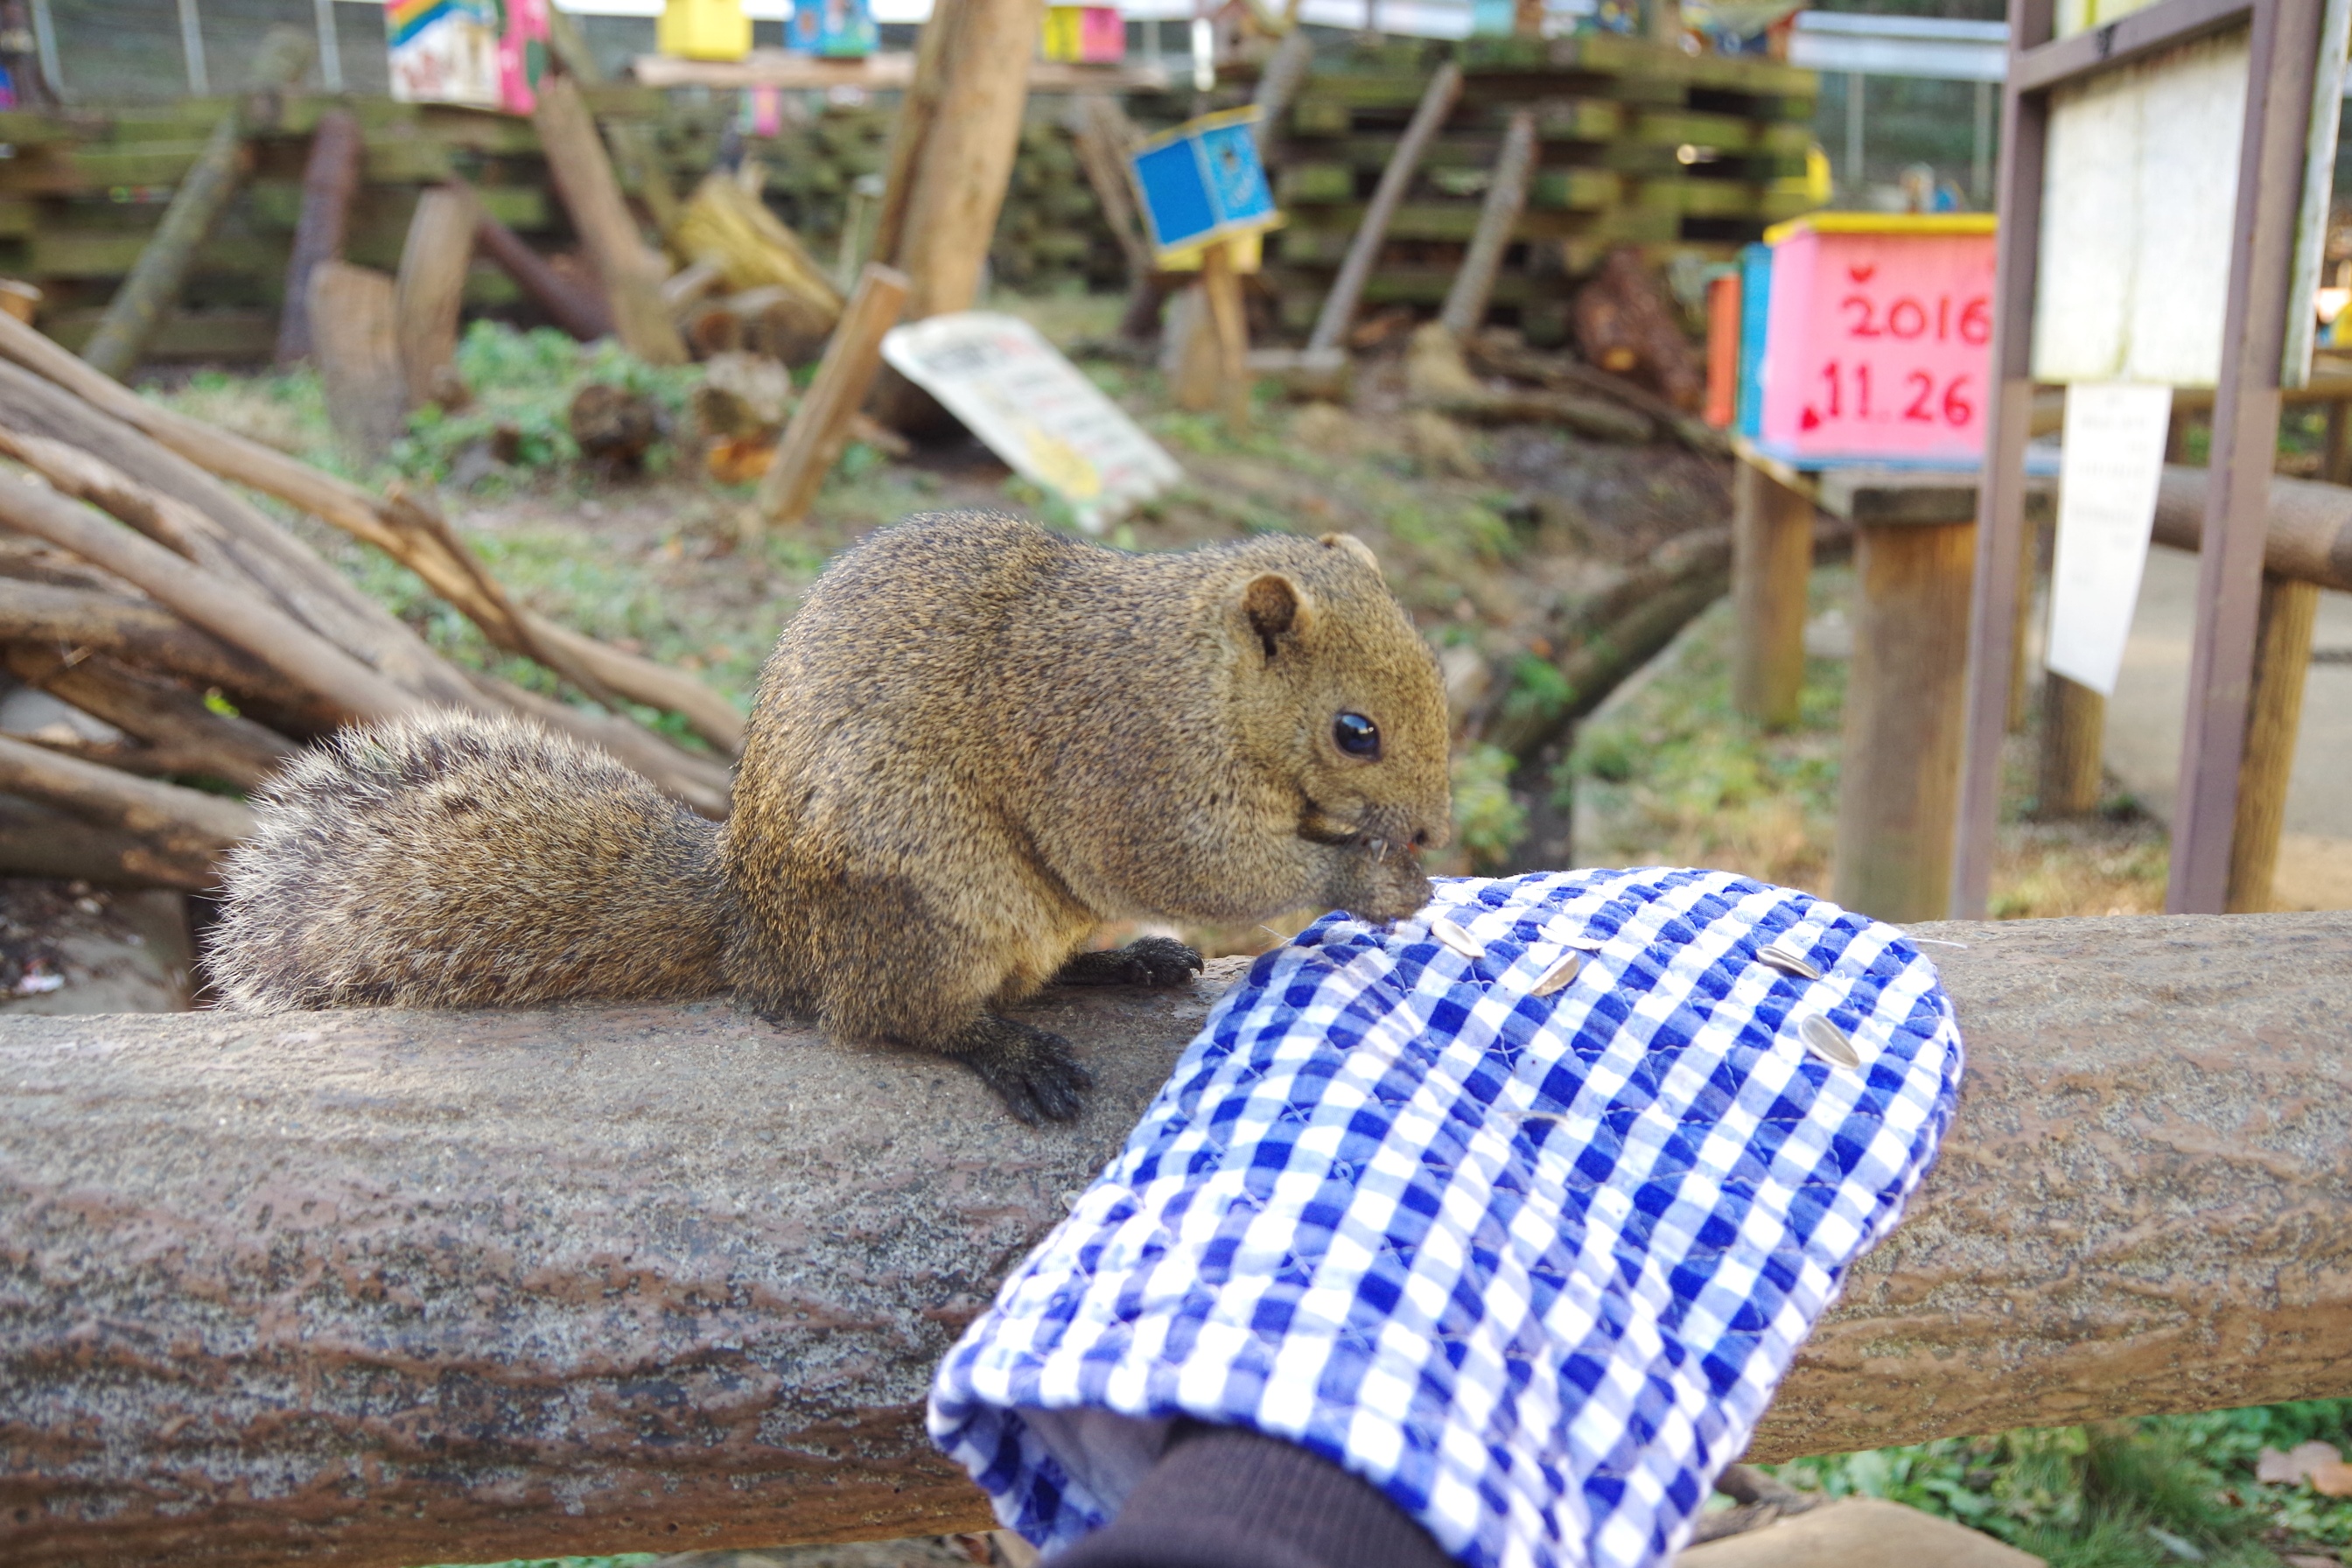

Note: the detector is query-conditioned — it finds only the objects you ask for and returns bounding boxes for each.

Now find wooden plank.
[274,108,359,368]
[28,228,284,279]
[631,48,1169,93]
[1311,60,1463,354]
[394,184,479,406]
[308,260,408,462]
[1440,107,1538,340]
[532,74,685,366]
[40,308,279,360]
[80,26,312,382]
[750,262,908,529]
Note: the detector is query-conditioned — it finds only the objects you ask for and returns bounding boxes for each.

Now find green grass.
[1769,1404,2352,1567]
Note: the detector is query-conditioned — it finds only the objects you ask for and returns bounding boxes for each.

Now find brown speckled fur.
[206,710,728,1010]
[207,512,1451,1120]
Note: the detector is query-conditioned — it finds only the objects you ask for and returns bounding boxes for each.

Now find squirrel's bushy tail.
[206,710,730,1011]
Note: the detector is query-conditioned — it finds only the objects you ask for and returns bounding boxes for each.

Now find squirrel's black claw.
[952,1015,1094,1124]
[1053,935,1205,990]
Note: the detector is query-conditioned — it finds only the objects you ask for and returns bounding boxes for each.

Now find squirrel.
[206,511,1453,1123]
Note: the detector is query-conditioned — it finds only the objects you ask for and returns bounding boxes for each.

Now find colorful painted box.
[1042,5,1126,62]
[788,0,877,58]
[658,0,750,61]
[387,0,545,112]
[1750,214,1998,469]
[1131,108,1280,264]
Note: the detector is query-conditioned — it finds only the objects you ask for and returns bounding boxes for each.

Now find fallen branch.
[4,646,295,789]
[0,354,483,710]
[0,911,2346,1564]
[0,313,743,754]
[0,791,220,889]
[0,730,252,872]
[473,206,613,342]
[0,579,340,735]
[0,472,416,724]
[1470,329,1728,456]
[1405,324,1652,444]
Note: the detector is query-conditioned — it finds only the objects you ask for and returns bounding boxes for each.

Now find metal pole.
[314,0,342,93]
[1844,71,1865,195]
[28,0,60,101]
[2167,0,2328,912]
[177,0,208,97]
[1948,0,2054,918]
[1971,80,1992,206]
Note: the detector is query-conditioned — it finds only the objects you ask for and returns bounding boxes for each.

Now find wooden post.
[750,262,910,531]
[1438,107,1536,341]
[394,185,480,409]
[1250,26,1315,154]
[543,4,679,238]
[1166,285,1222,412]
[273,108,360,369]
[889,0,1042,321]
[1833,518,1976,923]
[307,261,409,464]
[533,74,687,367]
[868,0,962,276]
[81,28,312,380]
[2224,572,2320,912]
[1069,94,1152,284]
[1200,238,1250,431]
[2006,502,2040,732]
[2034,672,2105,818]
[2323,397,2352,486]
[473,207,613,342]
[1731,456,1814,731]
[1306,60,1463,355]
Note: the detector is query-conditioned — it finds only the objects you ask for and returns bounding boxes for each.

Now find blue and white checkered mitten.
[929,868,1964,1568]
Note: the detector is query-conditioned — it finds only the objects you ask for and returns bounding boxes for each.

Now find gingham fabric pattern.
[929,867,1964,1568]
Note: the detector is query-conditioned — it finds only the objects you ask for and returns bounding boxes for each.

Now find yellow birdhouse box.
[658,0,752,60]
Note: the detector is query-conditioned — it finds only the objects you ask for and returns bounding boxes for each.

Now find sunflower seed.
[1758,941,1822,980]
[1428,917,1484,960]
[1798,1013,1860,1069]
[1530,951,1583,996]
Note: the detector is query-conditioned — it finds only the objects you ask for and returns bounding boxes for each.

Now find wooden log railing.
[2,910,2348,1566]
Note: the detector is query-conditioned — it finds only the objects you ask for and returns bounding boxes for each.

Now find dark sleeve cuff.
[1046,1422,1455,1568]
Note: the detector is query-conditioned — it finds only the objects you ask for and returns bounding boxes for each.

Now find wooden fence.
[3,909,2348,1566]
[1731,451,2352,921]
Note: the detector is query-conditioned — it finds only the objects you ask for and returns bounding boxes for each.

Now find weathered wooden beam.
[272,108,359,369]
[2,912,2347,1565]
[80,29,311,380]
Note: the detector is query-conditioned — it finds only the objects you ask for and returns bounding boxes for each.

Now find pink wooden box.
[1755,215,1998,469]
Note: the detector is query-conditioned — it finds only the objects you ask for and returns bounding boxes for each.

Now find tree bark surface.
[2,914,2348,1565]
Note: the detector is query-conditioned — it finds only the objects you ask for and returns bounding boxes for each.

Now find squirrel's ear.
[1239,572,1313,662]
[1320,531,1381,570]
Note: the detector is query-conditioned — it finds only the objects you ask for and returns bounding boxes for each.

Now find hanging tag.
[2047,382,2173,697]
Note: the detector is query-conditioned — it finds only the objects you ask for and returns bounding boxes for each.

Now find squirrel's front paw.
[950,1014,1095,1125]
[1054,935,1205,989]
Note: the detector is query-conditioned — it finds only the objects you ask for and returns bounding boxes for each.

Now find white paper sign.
[881,313,1183,534]
[2048,382,2174,696]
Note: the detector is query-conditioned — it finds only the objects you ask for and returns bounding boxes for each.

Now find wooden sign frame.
[1950,0,2336,916]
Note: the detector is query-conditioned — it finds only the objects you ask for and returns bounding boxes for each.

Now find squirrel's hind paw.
[1053,935,1205,990]
[951,1015,1095,1124]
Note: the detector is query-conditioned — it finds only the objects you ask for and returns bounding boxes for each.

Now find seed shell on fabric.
[1797,1012,1861,1069]
[1428,917,1485,961]
[1758,941,1822,980]
[1530,952,1583,997]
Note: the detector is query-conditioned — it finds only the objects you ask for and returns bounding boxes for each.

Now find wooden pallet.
[1264,38,1818,346]
[0,88,1122,360]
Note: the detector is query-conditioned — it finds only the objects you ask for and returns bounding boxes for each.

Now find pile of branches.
[0,312,742,894]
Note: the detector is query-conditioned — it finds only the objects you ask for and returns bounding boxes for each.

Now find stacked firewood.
[0,312,741,894]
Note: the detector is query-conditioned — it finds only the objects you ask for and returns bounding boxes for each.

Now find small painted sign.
[1753,214,1997,469]
[881,313,1182,533]
[1130,108,1281,263]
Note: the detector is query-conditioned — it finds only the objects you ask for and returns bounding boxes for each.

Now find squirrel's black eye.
[1334,711,1381,759]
